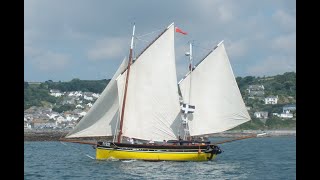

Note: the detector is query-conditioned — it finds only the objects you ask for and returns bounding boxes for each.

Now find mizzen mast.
[181,42,194,140]
[117,24,135,143]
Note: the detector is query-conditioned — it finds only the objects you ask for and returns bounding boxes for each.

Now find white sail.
[179,42,251,136]
[65,57,128,138]
[116,23,181,141]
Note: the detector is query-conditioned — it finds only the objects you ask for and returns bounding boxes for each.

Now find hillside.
[233,71,296,130]
[24,79,109,110]
[24,72,296,130]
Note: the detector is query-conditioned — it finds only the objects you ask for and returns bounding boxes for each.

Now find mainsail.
[65,57,128,138]
[116,23,181,141]
[179,42,251,136]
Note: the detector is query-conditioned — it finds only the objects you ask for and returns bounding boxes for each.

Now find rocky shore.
[209,130,296,138]
[24,129,296,141]
[24,129,70,141]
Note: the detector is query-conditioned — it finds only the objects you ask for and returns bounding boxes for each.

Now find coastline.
[24,129,70,141]
[24,129,296,141]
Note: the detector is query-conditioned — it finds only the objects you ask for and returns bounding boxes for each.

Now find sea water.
[24,136,296,180]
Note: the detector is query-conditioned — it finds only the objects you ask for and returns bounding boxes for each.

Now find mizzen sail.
[179,42,251,136]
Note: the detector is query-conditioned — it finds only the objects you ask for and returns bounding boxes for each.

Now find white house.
[76,104,84,109]
[50,89,64,97]
[272,113,280,117]
[273,112,293,119]
[84,95,93,101]
[254,111,268,119]
[56,116,65,123]
[68,91,83,97]
[46,113,59,119]
[24,122,32,129]
[247,85,265,96]
[92,93,100,98]
[73,91,83,97]
[280,113,293,118]
[87,102,93,107]
[265,96,278,104]
[79,111,87,117]
[65,114,79,121]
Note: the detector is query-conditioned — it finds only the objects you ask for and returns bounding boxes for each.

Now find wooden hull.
[95,143,221,161]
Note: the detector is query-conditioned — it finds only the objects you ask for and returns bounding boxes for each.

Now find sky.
[24,0,296,82]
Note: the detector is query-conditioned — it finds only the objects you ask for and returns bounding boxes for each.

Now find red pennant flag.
[175,27,187,35]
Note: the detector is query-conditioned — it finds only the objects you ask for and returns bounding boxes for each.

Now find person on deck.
[178,136,183,145]
[200,137,205,145]
[129,138,134,144]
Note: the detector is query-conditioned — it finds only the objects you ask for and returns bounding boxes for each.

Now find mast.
[188,42,193,103]
[117,24,135,143]
[182,42,193,140]
[178,41,251,136]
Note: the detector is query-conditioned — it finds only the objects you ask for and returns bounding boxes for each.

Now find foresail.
[116,24,181,141]
[179,42,251,136]
[65,57,128,138]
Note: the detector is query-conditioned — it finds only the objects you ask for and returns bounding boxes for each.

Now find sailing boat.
[62,22,251,161]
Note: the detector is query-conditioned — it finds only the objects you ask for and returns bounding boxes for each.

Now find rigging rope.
[135,36,149,43]
[192,44,212,51]
[135,28,162,38]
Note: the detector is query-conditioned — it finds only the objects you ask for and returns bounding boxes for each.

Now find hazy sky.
[24,0,296,82]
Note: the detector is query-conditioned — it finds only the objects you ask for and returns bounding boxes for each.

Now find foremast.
[117,24,135,143]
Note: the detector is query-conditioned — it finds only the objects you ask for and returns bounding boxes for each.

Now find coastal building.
[254,111,268,119]
[32,119,56,129]
[50,89,64,97]
[92,93,100,98]
[68,91,83,97]
[56,116,65,124]
[84,95,93,101]
[24,122,32,129]
[265,96,278,104]
[247,85,265,97]
[76,104,84,109]
[62,97,76,105]
[273,112,294,119]
[46,113,59,119]
[272,113,280,117]
[280,113,293,118]
[79,111,87,117]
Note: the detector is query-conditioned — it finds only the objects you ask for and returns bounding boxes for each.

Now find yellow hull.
[96,147,216,161]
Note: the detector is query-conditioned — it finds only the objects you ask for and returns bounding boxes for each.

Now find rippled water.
[24,136,296,180]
